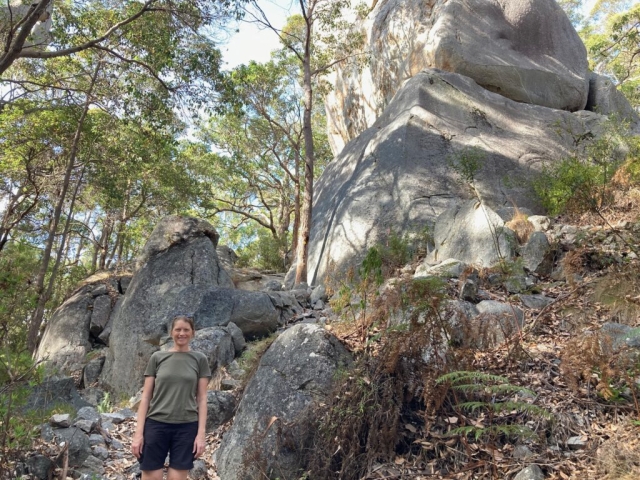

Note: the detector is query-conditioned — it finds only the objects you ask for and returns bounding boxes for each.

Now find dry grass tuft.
[505,210,535,244]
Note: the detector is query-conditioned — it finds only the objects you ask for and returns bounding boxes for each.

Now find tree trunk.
[291,150,301,258]
[294,21,315,286]
[27,64,99,353]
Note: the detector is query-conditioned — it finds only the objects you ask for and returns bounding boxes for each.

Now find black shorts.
[139,418,198,471]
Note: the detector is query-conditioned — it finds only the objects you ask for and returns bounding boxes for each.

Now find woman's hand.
[131,434,144,459]
[193,433,206,458]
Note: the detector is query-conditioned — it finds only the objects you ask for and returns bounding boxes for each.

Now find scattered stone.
[220,379,242,391]
[310,284,328,305]
[514,464,545,480]
[418,258,468,279]
[567,436,588,450]
[110,439,124,451]
[50,413,71,428]
[522,231,554,276]
[226,360,246,380]
[88,434,105,446]
[504,273,528,294]
[83,356,105,387]
[76,406,101,424]
[459,279,478,302]
[262,279,283,291]
[225,322,246,355]
[528,216,551,232]
[474,301,525,347]
[313,300,325,310]
[74,419,95,433]
[206,391,237,432]
[600,323,640,351]
[101,412,126,425]
[513,445,535,460]
[190,459,208,479]
[92,445,109,461]
[54,427,91,467]
[77,454,105,475]
[26,454,53,480]
[519,295,554,310]
[91,284,108,297]
[40,423,55,442]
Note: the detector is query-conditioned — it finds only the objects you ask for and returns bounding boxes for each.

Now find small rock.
[76,406,101,424]
[190,459,208,479]
[92,445,109,461]
[513,445,535,460]
[26,454,54,480]
[220,379,242,391]
[101,412,126,425]
[225,322,246,355]
[78,454,105,475]
[459,279,478,302]
[74,419,96,433]
[226,360,246,380]
[567,436,588,450]
[117,408,136,420]
[91,284,108,297]
[310,284,328,304]
[528,215,551,232]
[206,391,237,432]
[89,434,105,446]
[101,421,115,432]
[313,300,325,310]
[263,279,283,291]
[40,423,55,442]
[518,294,554,310]
[110,439,124,450]
[110,451,125,459]
[50,413,71,428]
[514,464,544,480]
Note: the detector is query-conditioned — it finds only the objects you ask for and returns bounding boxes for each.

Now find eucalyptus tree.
[0,0,238,79]
[247,1,364,284]
[583,1,640,108]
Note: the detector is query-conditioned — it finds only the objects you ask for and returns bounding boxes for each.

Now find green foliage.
[447,146,485,190]
[236,229,289,272]
[0,349,45,456]
[97,392,112,414]
[534,121,638,215]
[436,371,550,441]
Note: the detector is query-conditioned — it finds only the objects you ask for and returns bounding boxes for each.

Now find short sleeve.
[197,354,212,379]
[144,353,158,377]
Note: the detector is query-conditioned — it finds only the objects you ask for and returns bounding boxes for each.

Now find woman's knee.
[167,467,189,480]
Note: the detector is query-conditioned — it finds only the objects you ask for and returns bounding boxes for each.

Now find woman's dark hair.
[170,314,195,332]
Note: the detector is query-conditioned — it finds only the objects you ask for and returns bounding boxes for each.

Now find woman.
[131,315,211,480]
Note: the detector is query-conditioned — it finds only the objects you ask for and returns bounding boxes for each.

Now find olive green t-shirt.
[144,351,211,424]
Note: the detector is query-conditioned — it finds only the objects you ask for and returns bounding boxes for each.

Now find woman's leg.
[141,469,164,480]
[166,468,189,480]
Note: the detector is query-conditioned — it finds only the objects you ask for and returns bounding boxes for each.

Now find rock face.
[429,200,516,267]
[586,72,639,124]
[325,0,589,154]
[215,324,352,480]
[101,216,277,396]
[309,68,605,284]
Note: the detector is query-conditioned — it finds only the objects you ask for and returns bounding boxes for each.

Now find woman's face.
[171,319,194,347]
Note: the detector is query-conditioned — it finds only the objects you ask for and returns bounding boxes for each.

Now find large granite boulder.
[428,200,516,268]
[36,289,92,372]
[325,0,589,154]
[309,69,605,284]
[215,324,352,480]
[101,216,279,396]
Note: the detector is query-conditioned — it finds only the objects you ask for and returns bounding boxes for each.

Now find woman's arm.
[193,377,208,458]
[131,376,155,459]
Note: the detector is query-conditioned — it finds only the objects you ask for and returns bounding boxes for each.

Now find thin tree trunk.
[294,26,315,286]
[41,166,86,311]
[27,64,100,353]
[291,150,301,258]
